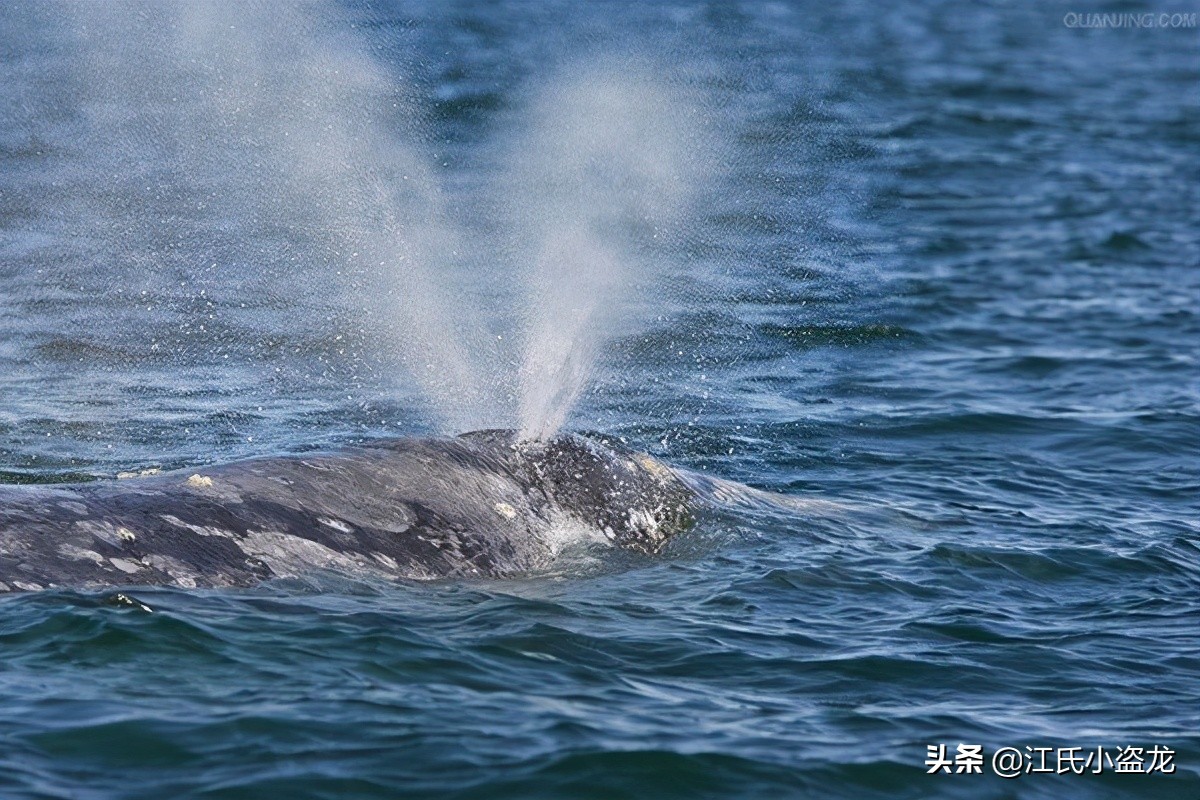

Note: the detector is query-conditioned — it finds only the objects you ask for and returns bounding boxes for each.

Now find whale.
[0,430,695,593]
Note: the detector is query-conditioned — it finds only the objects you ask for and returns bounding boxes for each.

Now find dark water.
[2,1,1198,798]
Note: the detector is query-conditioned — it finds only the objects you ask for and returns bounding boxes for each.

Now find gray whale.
[0,430,694,593]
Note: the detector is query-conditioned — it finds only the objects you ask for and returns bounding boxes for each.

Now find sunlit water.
[1,2,1198,798]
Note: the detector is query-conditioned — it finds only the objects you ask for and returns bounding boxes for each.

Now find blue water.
[1,1,1198,798]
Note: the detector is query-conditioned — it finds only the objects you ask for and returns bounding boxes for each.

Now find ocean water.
[1,1,1198,798]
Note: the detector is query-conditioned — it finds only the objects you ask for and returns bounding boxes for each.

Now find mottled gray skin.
[0,430,693,593]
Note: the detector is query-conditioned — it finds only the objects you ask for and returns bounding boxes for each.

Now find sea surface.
[1,1,1198,798]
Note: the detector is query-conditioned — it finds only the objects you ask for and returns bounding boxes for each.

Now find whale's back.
[0,431,693,592]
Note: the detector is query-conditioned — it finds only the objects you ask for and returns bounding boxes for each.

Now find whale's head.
[457,430,694,553]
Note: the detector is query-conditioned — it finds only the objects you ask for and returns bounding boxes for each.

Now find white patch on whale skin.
[538,511,613,558]
[179,473,247,505]
[56,544,106,564]
[56,500,89,516]
[141,554,199,588]
[627,507,660,537]
[109,557,143,574]
[74,520,134,548]
[176,473,245,505]
[238,529,375,578]
[372,552,399,570]
[11,581,42,592]
[493,502,518,520]
[117,468,161,480]
[318,517,354,534]
[634,454,675,483]
[159,514,237,539]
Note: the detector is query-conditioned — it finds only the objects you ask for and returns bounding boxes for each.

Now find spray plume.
[45,2,708,440]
